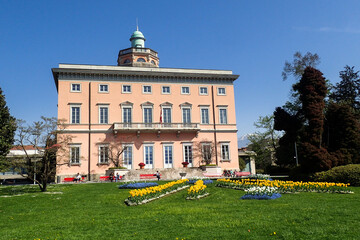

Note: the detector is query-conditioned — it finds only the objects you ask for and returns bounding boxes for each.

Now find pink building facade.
[53,30,239,180]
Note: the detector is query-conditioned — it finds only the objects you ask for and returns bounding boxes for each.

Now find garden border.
[124,185,189,206]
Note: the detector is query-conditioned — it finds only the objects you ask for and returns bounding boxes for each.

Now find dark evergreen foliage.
[0,87,16,168]
[329,65,360,113]
[295,67,327,147]
[324,103,360,165]
[273,107,302,166]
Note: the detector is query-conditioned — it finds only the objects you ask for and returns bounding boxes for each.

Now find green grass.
[0,182,359,240]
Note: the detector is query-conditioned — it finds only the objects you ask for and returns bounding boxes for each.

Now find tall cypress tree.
[0,87,16,167]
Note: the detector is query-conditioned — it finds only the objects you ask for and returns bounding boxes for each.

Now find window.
[221,143,230,161]
[182,108,191,124]
[144,145,154,168]
[162,86,171,94]
[99,84,108,93]
[123,145,133,169]
[218,87,226,95]
[99,145,109,164]
[219,108,228,124]
[70,105,80,124]
[71,83,81,92]
[181,86,190,94]
[162,107,172,124]
[122,85,131,93]
[123,59,130,64]
[151,60,156,65]
[99,106,109,124]
[199,87,208,95]
[123,107,132,124]
[201,108,209,124]
[137,58,146,62]
[143,107,153,126]
[121,102,133,127]
[163,144,173,168]
[183,144,193,166]
[70,145,80,164]
[143,85,152,94]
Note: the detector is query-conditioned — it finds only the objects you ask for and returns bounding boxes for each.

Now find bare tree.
[108,142,128,168]
[12,117,71,192]
[99,135,134,168]
[193,141,217,166]
[282,51,320,81]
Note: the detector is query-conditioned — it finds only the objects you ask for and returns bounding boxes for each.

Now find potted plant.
[182,161,189,168]
[138,162,145,169]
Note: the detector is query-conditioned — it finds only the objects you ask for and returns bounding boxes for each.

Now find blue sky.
[1,0,360,137]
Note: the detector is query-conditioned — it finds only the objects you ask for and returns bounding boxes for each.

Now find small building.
[52,28,240,181]
[0,146,42,183]
[238,147,256,174]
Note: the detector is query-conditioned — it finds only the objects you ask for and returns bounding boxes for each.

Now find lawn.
[0,181,359,240]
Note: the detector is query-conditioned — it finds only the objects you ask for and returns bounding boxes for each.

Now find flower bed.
[241,193,282,200]
[241,186,281,200]
[125,179,189,206]
[118,182,158,189]
[216,178,353,194]
[188,179,213,185]
[186,180,209,200]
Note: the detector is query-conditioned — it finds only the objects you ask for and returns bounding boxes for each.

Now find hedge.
[312,164,360,186]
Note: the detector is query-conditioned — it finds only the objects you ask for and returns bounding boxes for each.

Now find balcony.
[119,47,158,57]
[113,122,200,137]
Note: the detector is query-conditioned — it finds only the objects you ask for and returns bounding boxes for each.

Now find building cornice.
[52,64,239,91]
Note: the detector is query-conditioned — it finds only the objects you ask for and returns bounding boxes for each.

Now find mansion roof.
[52,64,239,91]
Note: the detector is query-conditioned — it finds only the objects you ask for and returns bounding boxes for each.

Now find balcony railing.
[119,47,158,57]
[113,122,199,131]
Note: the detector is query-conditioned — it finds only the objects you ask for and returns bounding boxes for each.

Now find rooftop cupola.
[130,27,146,48]
[117,27,159,68]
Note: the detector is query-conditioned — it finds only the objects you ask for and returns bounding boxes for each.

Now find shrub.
[312,164,360,186]
[109,166,127,169]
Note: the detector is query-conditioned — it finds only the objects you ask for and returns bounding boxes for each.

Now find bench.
[140,174,161,180]
[63,177,85,183]
[235,172,251,177]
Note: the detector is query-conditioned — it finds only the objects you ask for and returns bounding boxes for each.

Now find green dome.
[130,30,146,48]
[130,30,144,39]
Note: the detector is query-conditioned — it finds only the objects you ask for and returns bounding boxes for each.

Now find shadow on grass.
[0,184,48,196]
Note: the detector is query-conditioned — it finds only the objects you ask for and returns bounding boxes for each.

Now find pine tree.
[329,65,360,113]
[0,87,16,169]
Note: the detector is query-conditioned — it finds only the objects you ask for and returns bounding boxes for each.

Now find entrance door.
[144,145,153,169]
[163,145,173,168]
[123,145,133,169]
[183,144,193,167]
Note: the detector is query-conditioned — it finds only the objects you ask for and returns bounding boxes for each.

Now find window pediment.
[180,102,192,107]
[141,101,154,107]
[160,102,173,106]
[120,101,133,106]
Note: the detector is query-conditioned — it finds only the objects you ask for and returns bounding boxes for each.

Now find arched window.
[137,58,146,62]
[123,59,130,64]
[151,60,156,65]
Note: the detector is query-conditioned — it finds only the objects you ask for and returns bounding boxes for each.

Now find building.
[238,147,256,175]
[52,29,239,180]
[1,146,42,183]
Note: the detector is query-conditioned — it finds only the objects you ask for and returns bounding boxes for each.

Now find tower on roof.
[117,28,159,68]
